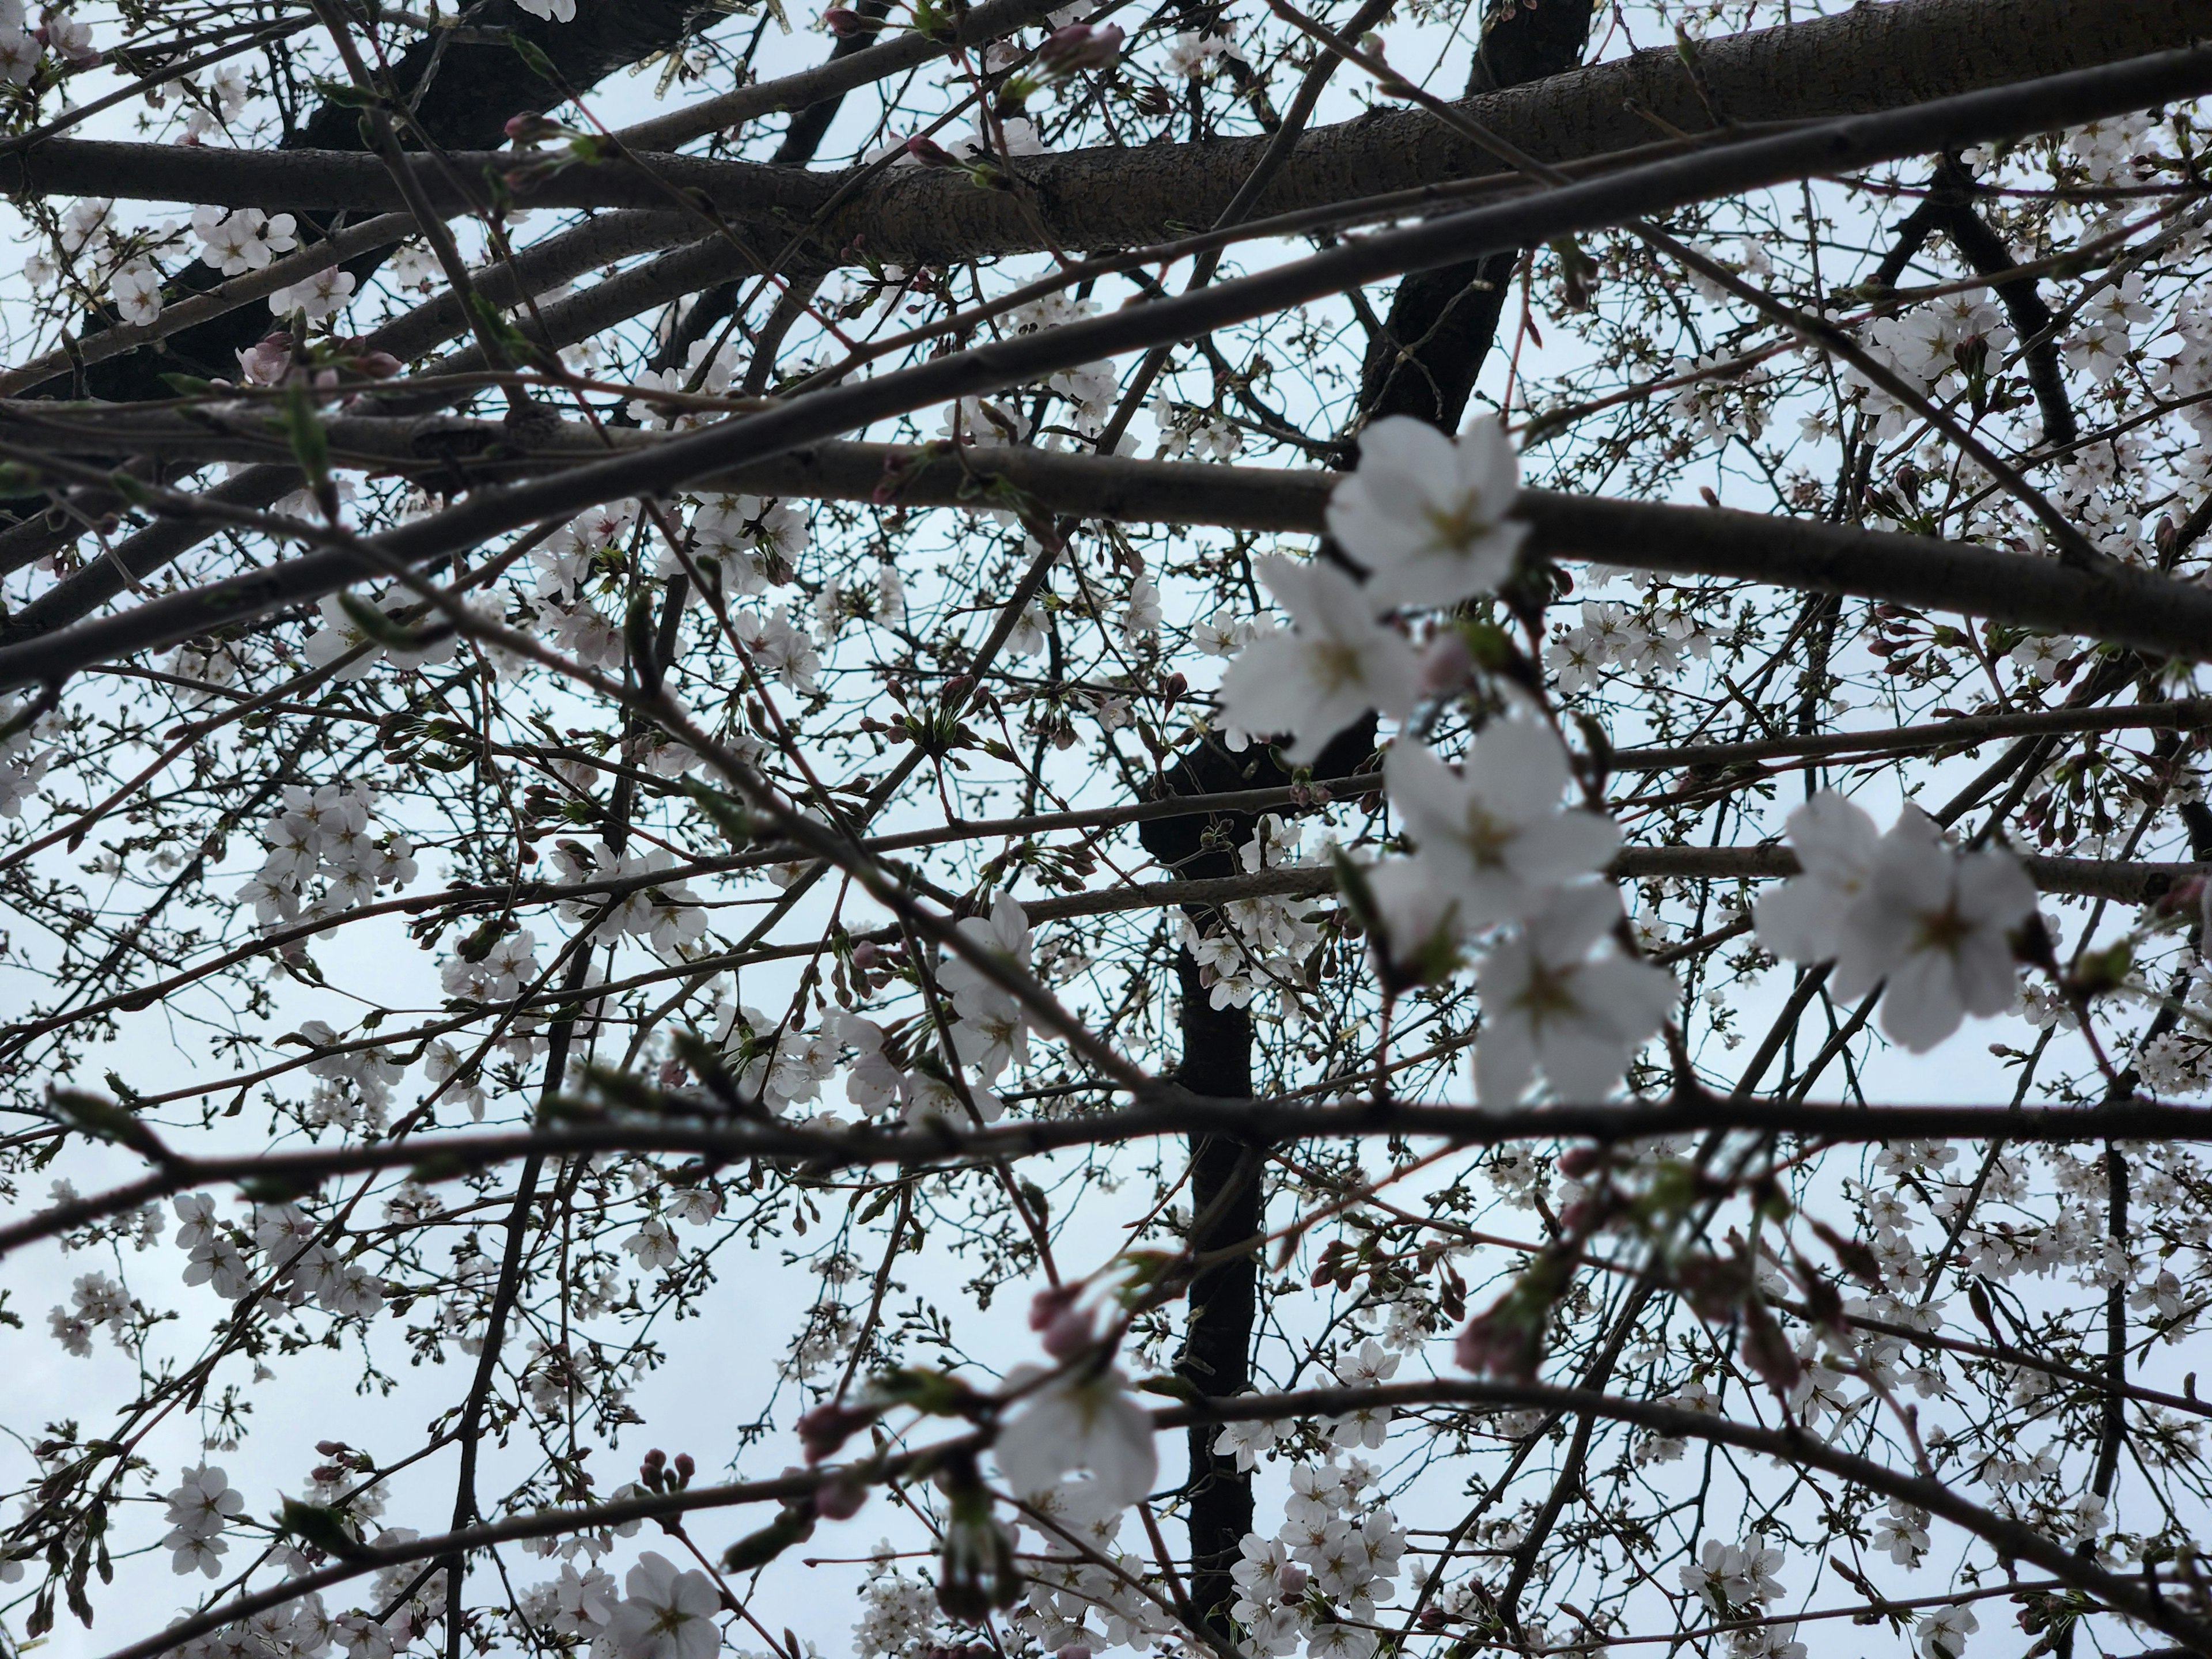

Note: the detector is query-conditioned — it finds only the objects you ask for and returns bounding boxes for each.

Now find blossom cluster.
[236,781,418,931]
[1753,792,2037,1051]
[1216,415,1675,1104]
[170,1192,386,1318]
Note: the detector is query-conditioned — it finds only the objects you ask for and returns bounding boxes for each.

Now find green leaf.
[337,591,428,650]
[281,381,330,494]
[308,76,378,108]
[683,780,757,847]
[505,30,562,84]
[276,1499,371,1560]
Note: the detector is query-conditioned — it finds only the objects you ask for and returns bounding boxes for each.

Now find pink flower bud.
[796,1401,873,1464]
[351,351,403,379]
[236,334,291,386]
[1040,1301,1095,1360]
[1028,1284,1078,1332]
[821,6,864,33]
[1056,1647,1093,1659]
[814,1471,868,1520]
[1418,630,1472,696]
[1275,1562,1308,1597]
[1038,21,1122,72]
[503,111,565,144]
[904,135,957,168]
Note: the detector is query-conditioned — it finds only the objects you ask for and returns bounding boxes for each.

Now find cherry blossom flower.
[1217,555,1418,763]
[194,207,299,276]
[994,1363,1157,1510]
[1386,722,1619,929]
[1844,818,2036,1052]
[605,1552,721,1659]
[624,1219,679,1272]
[112,261,162,326]
[1327,415,1528,613]
[512,0,577,22]
[936,892,1033,1080]
[1755,796,2036,1051]
[1474,884,1676,1105]
[1917,1603,1979,1659]
[1752,790,1881,966]
[268,267,355,323]
[1213,1409,1279,1471]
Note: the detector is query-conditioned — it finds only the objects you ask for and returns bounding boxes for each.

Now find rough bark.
[12,0,2202,270]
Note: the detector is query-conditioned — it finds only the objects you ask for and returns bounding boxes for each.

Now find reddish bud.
[1556,1145,1602,1179]
[1028,1284,1079,1332]
[504,111,565,144]
[796,1401,874,1464]
[904,135,958,168]
[1037,21,1122,72]
[814,1470,868,1520]
[1417,630,1472,697]
[821,6,865,33]
[1039,1301,1095,1361]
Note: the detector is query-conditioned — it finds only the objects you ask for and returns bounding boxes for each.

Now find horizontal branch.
[12,1096,2212,1261]
[29,405,2212,661]
[1038,844,2205,918]
[4,0,2199,272]
[1160,1381,2212,1653]
[611,0,1070,153]
[5,38,2208,687]
[75,1369,2212,1659]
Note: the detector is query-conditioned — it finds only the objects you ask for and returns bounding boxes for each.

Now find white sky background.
[1,1,2198,1657]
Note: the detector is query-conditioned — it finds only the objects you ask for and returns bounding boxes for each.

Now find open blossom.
[1917,1603,1979,1659]
[268,266,355,322]
[605,1552,719,1659]
[194,207,299,276]
[1755,793,2035,1051]
[1474,883,1676,1105]
[994,1362,1157,1511]
[1386,721,1619,930]
[111,261,162,325]
[1217,555,1418,763]
[1327,415,1528,613]
[936,892,1033,1080]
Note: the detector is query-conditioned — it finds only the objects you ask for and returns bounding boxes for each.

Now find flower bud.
[1039,1301,1095,1361]
[814,1470,868,1520]
[796,1400,875,1464]
[1418,630,1472,697]
[822,6,864,33]
[503,111,565,145]
[1027,1284,1078,1332]
[1037,21,1122,73]
[236,334,291,387]
[1275,1562,1309,1597]
[905,135,958,168]
[1056,1647,1093,1659]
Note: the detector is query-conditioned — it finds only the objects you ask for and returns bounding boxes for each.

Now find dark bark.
[76,0,712,402]
[1140,719,1374,1637]
[1355,0,1597,429]
[643,0,892,380]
